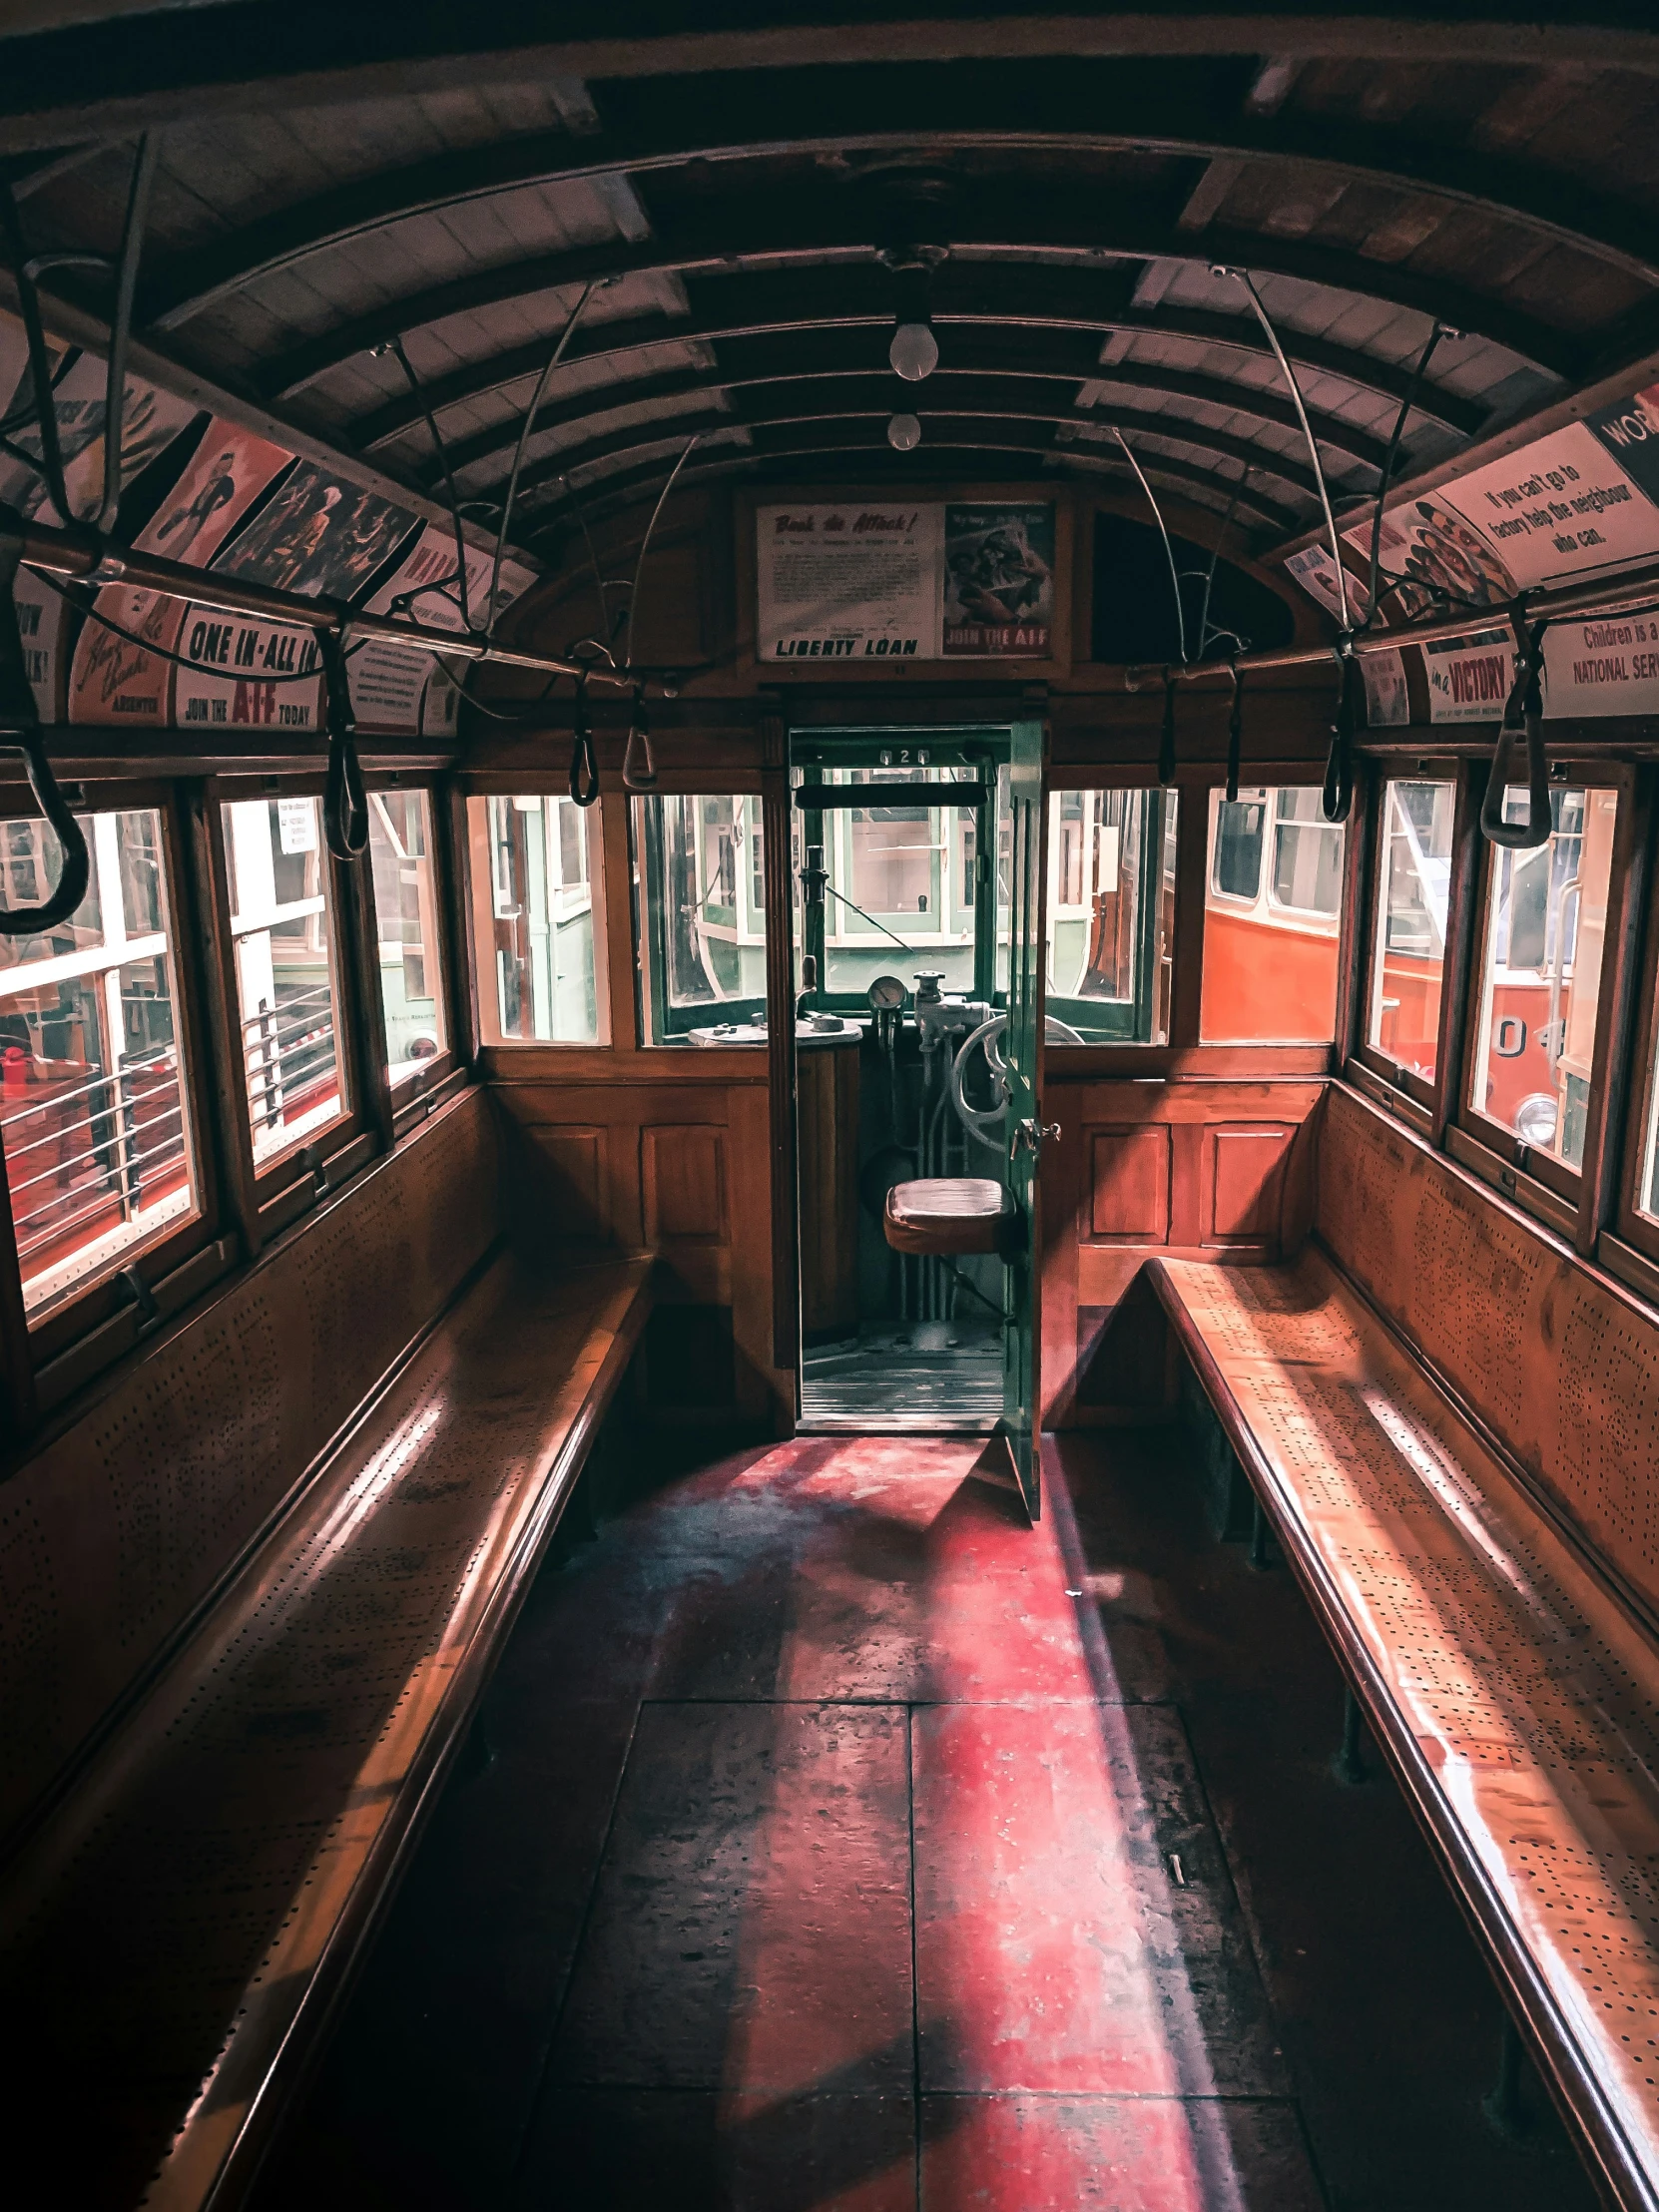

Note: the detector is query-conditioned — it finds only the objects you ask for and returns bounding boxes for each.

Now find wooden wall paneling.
[1085,1126,1172,1243]
[1576,765,1652,1258]
[0,1088,501,1850]
[1318,1081,1659,1632]
[1204,1123,1297,1244]
[1043,1075,1325,1424]
[184,781,264,1260]
[523,1125,610,1242]
[642,1123,729,1245]
[0,1127,36,1435]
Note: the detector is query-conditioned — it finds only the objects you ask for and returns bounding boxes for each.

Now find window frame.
[633,787,770,1044]
[361,777,460,1102]
[461,782,611,1050]
[0,774,224,1368]
[1452,757,1638,1222]
[206,773,376,1206]
[1353,760,1463,1116]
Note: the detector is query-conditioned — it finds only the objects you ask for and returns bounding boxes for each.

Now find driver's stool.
[883,1177,1014,1257]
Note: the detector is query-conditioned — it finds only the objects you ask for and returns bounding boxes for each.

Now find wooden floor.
[259,1427,1600,2209]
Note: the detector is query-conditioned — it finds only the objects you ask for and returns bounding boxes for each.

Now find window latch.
[118,1264,161,1335]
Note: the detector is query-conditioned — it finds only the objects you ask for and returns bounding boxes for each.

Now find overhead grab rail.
[0,522,90,933]
[1479,606,1552,851]
[1325,647,1362,826]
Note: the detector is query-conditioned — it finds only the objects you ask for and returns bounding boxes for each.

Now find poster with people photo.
[942,503,1055,655]
[69,418,292,727]
[212,458,417,602]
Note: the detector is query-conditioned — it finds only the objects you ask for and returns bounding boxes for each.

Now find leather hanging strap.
[0,514,91,933]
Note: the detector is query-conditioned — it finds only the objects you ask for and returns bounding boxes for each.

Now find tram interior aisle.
[260,1429,1592,2212]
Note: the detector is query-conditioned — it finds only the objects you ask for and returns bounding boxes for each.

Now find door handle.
[1010,1118,1061,1159]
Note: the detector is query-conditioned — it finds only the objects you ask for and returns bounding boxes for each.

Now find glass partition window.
[1045,788,1177,1042]
[1200,786,1345,1042]
[635,793,767,1042]
[795,769,985,1003]
[365,790,446,1082]
[1,806,197,1317]
[222,796,348,1167]
[1469,785,1618,1170]
[1368,779,1455,1082]
[467,793,602,1046]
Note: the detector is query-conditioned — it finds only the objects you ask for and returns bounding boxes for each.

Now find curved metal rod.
[390,333,478,636]
[1480,613,1552,850]
[490,279,596,643]
[1197,476,1243,660]
[1228,267,1352,637]
[317,627,368,859]
[625,433,701,671]
[1363,319,1449,635]
[0,186,73,524]
[95,133,159,534]
[559,469,612,641]
[1113,425,1186,666]
[0,526,90,932]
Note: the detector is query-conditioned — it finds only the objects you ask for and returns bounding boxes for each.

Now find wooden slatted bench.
[0,1111,653,2211]
[1142,1098,1659,2212]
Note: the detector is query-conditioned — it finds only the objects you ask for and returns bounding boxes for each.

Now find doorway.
[789,724,1046,1487]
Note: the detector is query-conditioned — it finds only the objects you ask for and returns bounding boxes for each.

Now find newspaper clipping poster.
[757,500,1056,662]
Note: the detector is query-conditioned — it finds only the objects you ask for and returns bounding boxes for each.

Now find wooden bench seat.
[1147,1245,1659,2212]
[0,1248,653,2212]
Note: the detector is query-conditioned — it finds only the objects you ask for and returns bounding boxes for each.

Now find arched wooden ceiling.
[6,6,1659,562]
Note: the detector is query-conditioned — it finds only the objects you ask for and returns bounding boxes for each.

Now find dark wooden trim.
[1169,775,1209,1052]
[439,778,483,1069]
[1335,756,1376,1072]
[0,1117,37,1438]
[333,839,396,1161]
[761,719,801,1390]
[184,780,264,1260]
[1432,759,1482,1148]
[1577,763,1652,1255]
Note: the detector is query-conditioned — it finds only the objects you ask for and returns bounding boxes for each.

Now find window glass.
[1201,786,1345,1042]
[467,793,602,1045]
[1,806,198,1318]
[1369,779,1454,1081]
[1470,785,1617,1170]
[1045,788,1177,1042]
[222,796,348,1166]
[366,790,447,1083]
[796,770,980,1002]
[635,793,767,1041]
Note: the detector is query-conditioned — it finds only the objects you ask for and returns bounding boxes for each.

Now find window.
[1045,788,1177,1042]
[222,795,348,1167]
[1201,786,1345,1043]
[466,792,603,1046]
[795,770,982,1002]
[365,790,446,1083]
[635,793,767,1041]
[1469,785,1618,1172]
[1368,779,1454,1082]
[1,804,198,1319]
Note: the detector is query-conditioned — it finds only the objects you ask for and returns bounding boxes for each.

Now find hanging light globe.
[888,320,938,381]
[887,412,921,451]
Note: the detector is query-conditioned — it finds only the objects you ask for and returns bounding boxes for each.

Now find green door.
[999,718,1050,1519]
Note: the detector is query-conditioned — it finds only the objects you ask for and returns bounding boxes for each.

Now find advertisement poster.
[942,503,1055,655]
[175,605,322,736]
[0,345,196,526]
[758,503,942,660]
[346,525,535,733]
[69,417,291,727]
[1359,646,1409,727]
[756,501,1057,662]
[211,458,416,602]
[1424,631,1516,724]
[11,567,67,721]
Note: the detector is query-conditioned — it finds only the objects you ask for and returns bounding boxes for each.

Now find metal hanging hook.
[1226,658,1244,804]
[622,683,657,791]
[569,673,599,808]
[0,519,91,933]
[1324,647,1361,825]
[317,626,368,859]
[1480,607,1552,850]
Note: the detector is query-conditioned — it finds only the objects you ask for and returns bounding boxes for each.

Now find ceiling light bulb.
[888,321,938,381]
[887,412,921,451]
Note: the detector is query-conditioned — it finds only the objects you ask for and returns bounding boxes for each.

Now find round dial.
[866,975,907,1010]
